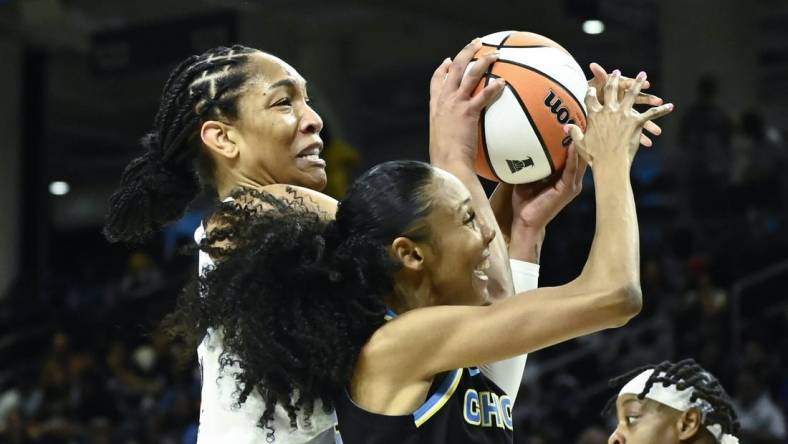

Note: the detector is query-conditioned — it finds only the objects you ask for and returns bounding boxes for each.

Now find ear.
[677,408,703,441]
[200,120,240,160]
[391,237,425,271]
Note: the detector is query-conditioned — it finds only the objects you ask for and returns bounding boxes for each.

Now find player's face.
[608,396,681,444]
[418,169,494,306]
[233,52,326,190]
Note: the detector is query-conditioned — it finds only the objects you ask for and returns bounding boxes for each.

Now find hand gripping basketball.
[429,39,505,170]
[564,71,674,168]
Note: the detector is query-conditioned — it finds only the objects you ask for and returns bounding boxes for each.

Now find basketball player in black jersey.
[191,53,674,442]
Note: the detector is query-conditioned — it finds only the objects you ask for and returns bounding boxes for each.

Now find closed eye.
[464,210,476,227]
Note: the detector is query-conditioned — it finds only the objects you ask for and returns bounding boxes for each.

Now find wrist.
[430,151,474,171]
[511,219,546,238]
[590,160,632,184]
[509,224,545,263]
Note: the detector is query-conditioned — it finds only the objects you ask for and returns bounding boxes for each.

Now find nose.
[608,430,624,444]
[481,222,496,246]
[300,103,323,135]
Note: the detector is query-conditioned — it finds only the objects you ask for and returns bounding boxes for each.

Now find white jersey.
[194,224,337,444]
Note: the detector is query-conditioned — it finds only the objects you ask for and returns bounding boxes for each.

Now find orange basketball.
[469,31,588,184]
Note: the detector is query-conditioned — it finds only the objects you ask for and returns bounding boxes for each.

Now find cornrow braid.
[603,359,740,437]
[104,44,258,243]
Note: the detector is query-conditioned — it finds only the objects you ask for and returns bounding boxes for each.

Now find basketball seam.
[495,59,588,121]
[475,32,516,182]
[500,45,550,48]
[488,73,556,175]
[497,33,512,50]
[480,74,504,182]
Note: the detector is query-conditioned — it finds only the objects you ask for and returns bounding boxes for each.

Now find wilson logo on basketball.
[544,90,576,147]
[506,158,534,173]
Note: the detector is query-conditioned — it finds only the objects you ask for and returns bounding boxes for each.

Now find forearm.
[438,162,514,299]
[579,162,641,292]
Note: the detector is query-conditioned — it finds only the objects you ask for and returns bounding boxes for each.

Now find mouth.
[296,141,324,162]
[473,250,491,279]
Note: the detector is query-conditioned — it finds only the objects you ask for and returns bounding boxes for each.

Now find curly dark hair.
[165,160,437,438]
[604,359,740,438]
[103,44,259,244]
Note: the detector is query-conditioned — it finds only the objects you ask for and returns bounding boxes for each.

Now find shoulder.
[258,184,338,220]
[353,306,474,384]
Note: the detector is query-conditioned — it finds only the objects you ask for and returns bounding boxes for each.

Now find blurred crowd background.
[0,0,786,443]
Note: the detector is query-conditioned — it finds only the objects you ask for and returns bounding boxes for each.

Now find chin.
[311,174,328,191]
[292,171,327,191]
[478,289,491,306]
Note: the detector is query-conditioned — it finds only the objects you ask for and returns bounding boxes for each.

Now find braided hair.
[604,359,740,438]
[104,45,258,243]
[165,160,437,438]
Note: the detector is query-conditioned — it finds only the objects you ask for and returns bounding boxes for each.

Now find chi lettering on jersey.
[463,389,513,430]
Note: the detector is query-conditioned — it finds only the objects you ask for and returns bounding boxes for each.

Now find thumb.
[564,124,591,166]
[564,124,584,144]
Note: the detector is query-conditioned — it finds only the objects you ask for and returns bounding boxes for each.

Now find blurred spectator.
[679,75,734,215]
[732,370,787,444]
[575,426,608,444]
[730,111,785,213]
[118,252,164,299]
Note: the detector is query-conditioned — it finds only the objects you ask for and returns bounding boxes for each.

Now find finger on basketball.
[561,145,581,194]
[430,58,452,109]
[589,62,607,86]
[585,87,603,112]
[563,144,578,177]
[460,52,498,96]
[470,78,506,111]
[621,72,646,109]
[430,58,452,95]
[604,70,621,107]
[446,39,482,88]
[575,150,589,187]
[564,124,584,144]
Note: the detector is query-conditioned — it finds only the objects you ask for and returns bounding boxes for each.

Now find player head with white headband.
[605,359,740,444]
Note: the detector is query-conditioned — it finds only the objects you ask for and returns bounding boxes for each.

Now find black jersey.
[335,366,514,444]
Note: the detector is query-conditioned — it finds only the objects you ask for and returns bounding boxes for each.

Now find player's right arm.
[353,71,674,414]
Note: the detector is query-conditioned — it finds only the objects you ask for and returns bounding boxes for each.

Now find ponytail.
[103,133,200,243]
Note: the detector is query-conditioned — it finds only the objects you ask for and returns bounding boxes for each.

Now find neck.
[215,167,277,199]
[385,273,434,315]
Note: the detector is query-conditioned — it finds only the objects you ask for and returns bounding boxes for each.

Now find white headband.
[618,369,739,444]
